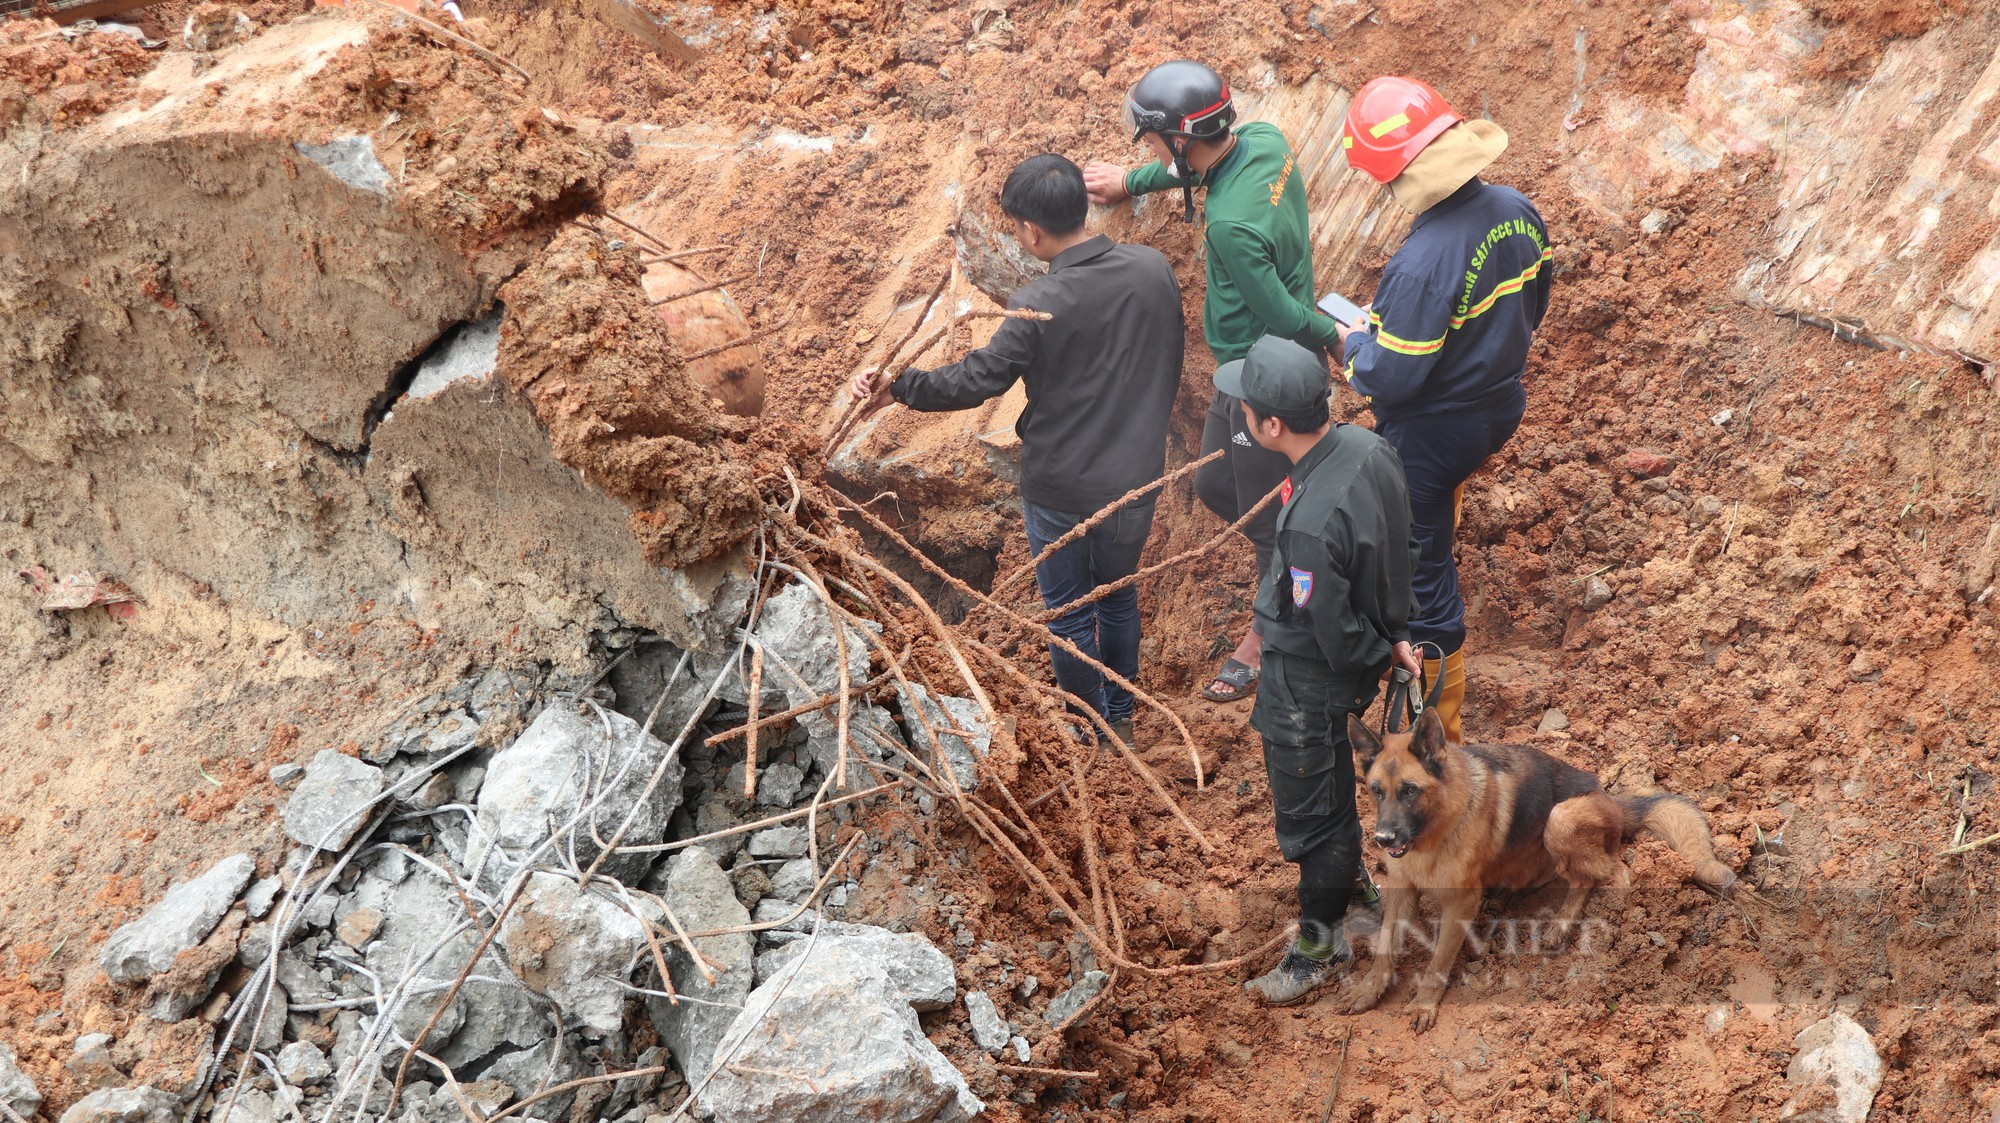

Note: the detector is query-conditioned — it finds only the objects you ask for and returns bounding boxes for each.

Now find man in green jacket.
[1085,60,1346,706]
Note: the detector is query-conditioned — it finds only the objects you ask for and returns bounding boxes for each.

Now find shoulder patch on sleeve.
[1289,566,1313,607]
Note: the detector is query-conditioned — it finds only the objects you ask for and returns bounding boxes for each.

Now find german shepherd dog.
[1340,709,1737,1032]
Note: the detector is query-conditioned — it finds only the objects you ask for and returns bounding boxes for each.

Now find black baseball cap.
[1212,335,1330,417]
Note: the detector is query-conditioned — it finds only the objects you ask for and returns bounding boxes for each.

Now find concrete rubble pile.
[70,587,1004,1123]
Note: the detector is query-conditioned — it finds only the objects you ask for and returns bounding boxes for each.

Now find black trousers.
[1195,389,1291,586]
[1250,649,1377,944]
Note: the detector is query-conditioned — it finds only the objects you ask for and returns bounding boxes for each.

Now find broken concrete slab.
[699,954,980,1123]
[363,873,543,1070]
[66,1034,122,1093]
[799,702,901,791]
[643,848,754,1089]
[496,872,655,1036]
[768,857,815,903]
[478,1039,586,1121]
[757,923,956,1013]
[753,581,876,703]
[466,702,683,890]
[57,1087,180,1123]
[100,853,256,983]
[283,750,385,850]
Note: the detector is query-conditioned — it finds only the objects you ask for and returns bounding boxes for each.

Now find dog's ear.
[1409,708,1448,777]
[1347,713,1382,772]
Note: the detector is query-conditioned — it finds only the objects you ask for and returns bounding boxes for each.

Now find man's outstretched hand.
[1083,161,1132,206]
[848,366,893,421]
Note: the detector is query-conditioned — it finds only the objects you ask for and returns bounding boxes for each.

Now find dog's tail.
[1615,792,1738,896]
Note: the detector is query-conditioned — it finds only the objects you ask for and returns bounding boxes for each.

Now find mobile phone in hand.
[1317,291,1368,328]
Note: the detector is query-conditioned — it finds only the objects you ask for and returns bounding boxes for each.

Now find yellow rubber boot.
[1422,647,1467,745]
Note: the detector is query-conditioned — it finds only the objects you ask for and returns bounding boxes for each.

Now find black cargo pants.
[1249,648,1377,946]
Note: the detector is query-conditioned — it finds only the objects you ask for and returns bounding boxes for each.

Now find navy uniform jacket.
[1252,424,1418,697]
[1342,178,1552,421]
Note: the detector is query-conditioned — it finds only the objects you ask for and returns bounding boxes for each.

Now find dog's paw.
[1409,1001,1440,1034]
[1337,977,1389,1014]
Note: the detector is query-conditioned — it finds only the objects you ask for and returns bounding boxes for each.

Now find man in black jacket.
[850,155,1185,742]
[1215,336,1420,1006]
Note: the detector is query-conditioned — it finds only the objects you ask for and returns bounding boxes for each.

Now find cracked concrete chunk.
[964,990,1009,1055]
[895,683,990,792]
[1044,970,1108,1026]
[0,1043,41,1119]
[1783,1013,1882,1123]
[644,848,753,1088]
[496,872,655,1036]
[100,853,255,983]
[759,923,956,1013]
[466,702,682,890]
[700,951,980,1123]
[296,136,392,196]
[58,1087,180,1123]
[284,750,385,850]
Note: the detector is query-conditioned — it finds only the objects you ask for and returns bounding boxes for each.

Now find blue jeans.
[1374,383,1526,653]
[1022,497,1156,723]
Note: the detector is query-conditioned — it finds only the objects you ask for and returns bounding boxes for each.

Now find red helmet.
[1341,76,1461,184]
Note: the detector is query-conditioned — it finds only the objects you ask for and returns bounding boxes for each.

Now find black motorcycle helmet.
[1122,60,1234,220]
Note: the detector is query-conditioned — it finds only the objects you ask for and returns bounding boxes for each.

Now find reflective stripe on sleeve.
[1365,311,1446,356]
[1449,248,1554,329]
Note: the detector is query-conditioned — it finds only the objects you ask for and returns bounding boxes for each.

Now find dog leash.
[1380,641,1446,736]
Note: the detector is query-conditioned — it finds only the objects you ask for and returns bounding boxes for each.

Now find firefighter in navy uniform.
[1334,76,1553,746]
[1216,336,1422,1007]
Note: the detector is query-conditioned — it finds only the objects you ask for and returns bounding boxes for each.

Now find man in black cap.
[1219,335,1421,1006]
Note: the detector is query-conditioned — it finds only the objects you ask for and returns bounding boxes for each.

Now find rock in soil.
[0,1043,41,1119]
[283,750,385,850]
[1783,1013,1883,1122]
[66,1034,121,1093]
[99,853,256,983]
[1044,969,1109,1026]
[57,1087,180,1123]
[467,701,683,889]
[699,951,980,1123]
[644,848,755,1088]
[768,857,815,902]
[707,582,875,708]
[746,826,809,858]
[758,922,957,1012]
[496,871,658,1036]
[276,1041,331,1086]
[799,702,901,792]
[895,683,991,792]
[963,990,1010,1055]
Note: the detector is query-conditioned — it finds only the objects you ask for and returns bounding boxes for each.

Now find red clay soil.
[518,0,2000,1118]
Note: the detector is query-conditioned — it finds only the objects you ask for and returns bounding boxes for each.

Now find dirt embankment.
[0,10,765,1106]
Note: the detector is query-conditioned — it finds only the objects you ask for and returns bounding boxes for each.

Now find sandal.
[1200,657,1260,703]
